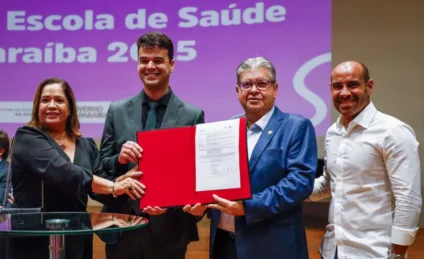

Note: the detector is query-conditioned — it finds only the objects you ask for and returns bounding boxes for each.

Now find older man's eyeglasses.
[238,80,273,91]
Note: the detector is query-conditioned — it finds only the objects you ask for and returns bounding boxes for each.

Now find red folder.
[137,118,251,209]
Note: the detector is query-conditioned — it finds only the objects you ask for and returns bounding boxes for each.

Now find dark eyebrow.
[331,82,343,88]
[41,95,65,98]
[140,56,165,60]
[348,80,361,84]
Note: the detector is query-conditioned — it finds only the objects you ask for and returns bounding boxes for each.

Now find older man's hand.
[207,194,245,216]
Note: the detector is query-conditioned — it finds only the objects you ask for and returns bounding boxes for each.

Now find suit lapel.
[127,93,143,141]
[248,108,285,172]
[161,93,184,128]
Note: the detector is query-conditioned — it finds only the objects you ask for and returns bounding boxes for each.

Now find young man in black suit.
[99,32,205,259]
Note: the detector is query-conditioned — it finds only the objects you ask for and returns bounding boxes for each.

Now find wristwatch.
[387,247,406,259]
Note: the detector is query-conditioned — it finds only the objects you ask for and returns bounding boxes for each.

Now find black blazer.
[11,127,95,212]
[9,126,105,259]
[97,91,205,249]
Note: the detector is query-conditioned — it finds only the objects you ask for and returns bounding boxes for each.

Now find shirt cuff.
[391,225,419,246]
[114,155,128,174]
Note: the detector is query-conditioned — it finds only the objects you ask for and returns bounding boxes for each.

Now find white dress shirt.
[310,103,422,259]
[218,107,275,233]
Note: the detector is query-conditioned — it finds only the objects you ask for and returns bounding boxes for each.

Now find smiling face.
[137,46,174,91]
[236,67,278,118]
[331,61,373,124]
[37,83,70,133]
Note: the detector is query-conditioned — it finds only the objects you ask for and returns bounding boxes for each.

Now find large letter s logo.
[293,52,331,127]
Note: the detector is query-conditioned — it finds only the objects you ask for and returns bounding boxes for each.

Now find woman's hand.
[113,177,145,200]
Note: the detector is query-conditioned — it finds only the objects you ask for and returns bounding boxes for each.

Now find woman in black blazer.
[9,77,145,259]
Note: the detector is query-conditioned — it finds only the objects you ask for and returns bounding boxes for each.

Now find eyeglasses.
[238,80,273,91]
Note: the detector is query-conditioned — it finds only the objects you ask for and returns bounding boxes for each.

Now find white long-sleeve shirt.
[310,102,422,259]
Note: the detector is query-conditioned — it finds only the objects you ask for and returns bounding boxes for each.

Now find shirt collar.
[250,106,275,131]
[141,89,172,106]
[336,102,377,131]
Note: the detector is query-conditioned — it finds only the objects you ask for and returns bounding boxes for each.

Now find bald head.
[330,60,374,127]
[332,61,370,83]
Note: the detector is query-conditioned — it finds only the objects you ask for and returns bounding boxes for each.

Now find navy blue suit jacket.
[209,107,317,259]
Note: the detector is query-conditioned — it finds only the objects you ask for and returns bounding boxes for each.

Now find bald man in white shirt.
[310,61,422,259]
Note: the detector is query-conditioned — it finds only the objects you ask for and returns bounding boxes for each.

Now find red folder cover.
[137,118,251,209]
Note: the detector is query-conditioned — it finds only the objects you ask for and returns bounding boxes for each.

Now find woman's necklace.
[58,135,66,150]
[49,133,66,150]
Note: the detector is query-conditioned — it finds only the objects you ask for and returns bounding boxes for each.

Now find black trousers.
[211,228,237,259]
[106,227,187,259]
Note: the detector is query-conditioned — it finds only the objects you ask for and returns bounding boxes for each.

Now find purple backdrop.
[0,0,331,138]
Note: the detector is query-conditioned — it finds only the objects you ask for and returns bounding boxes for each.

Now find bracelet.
[112,182,117,198]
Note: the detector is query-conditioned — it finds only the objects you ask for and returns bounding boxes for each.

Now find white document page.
[195,119,241,191]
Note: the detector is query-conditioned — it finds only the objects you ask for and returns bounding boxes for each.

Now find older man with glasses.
[207,57,318,259]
